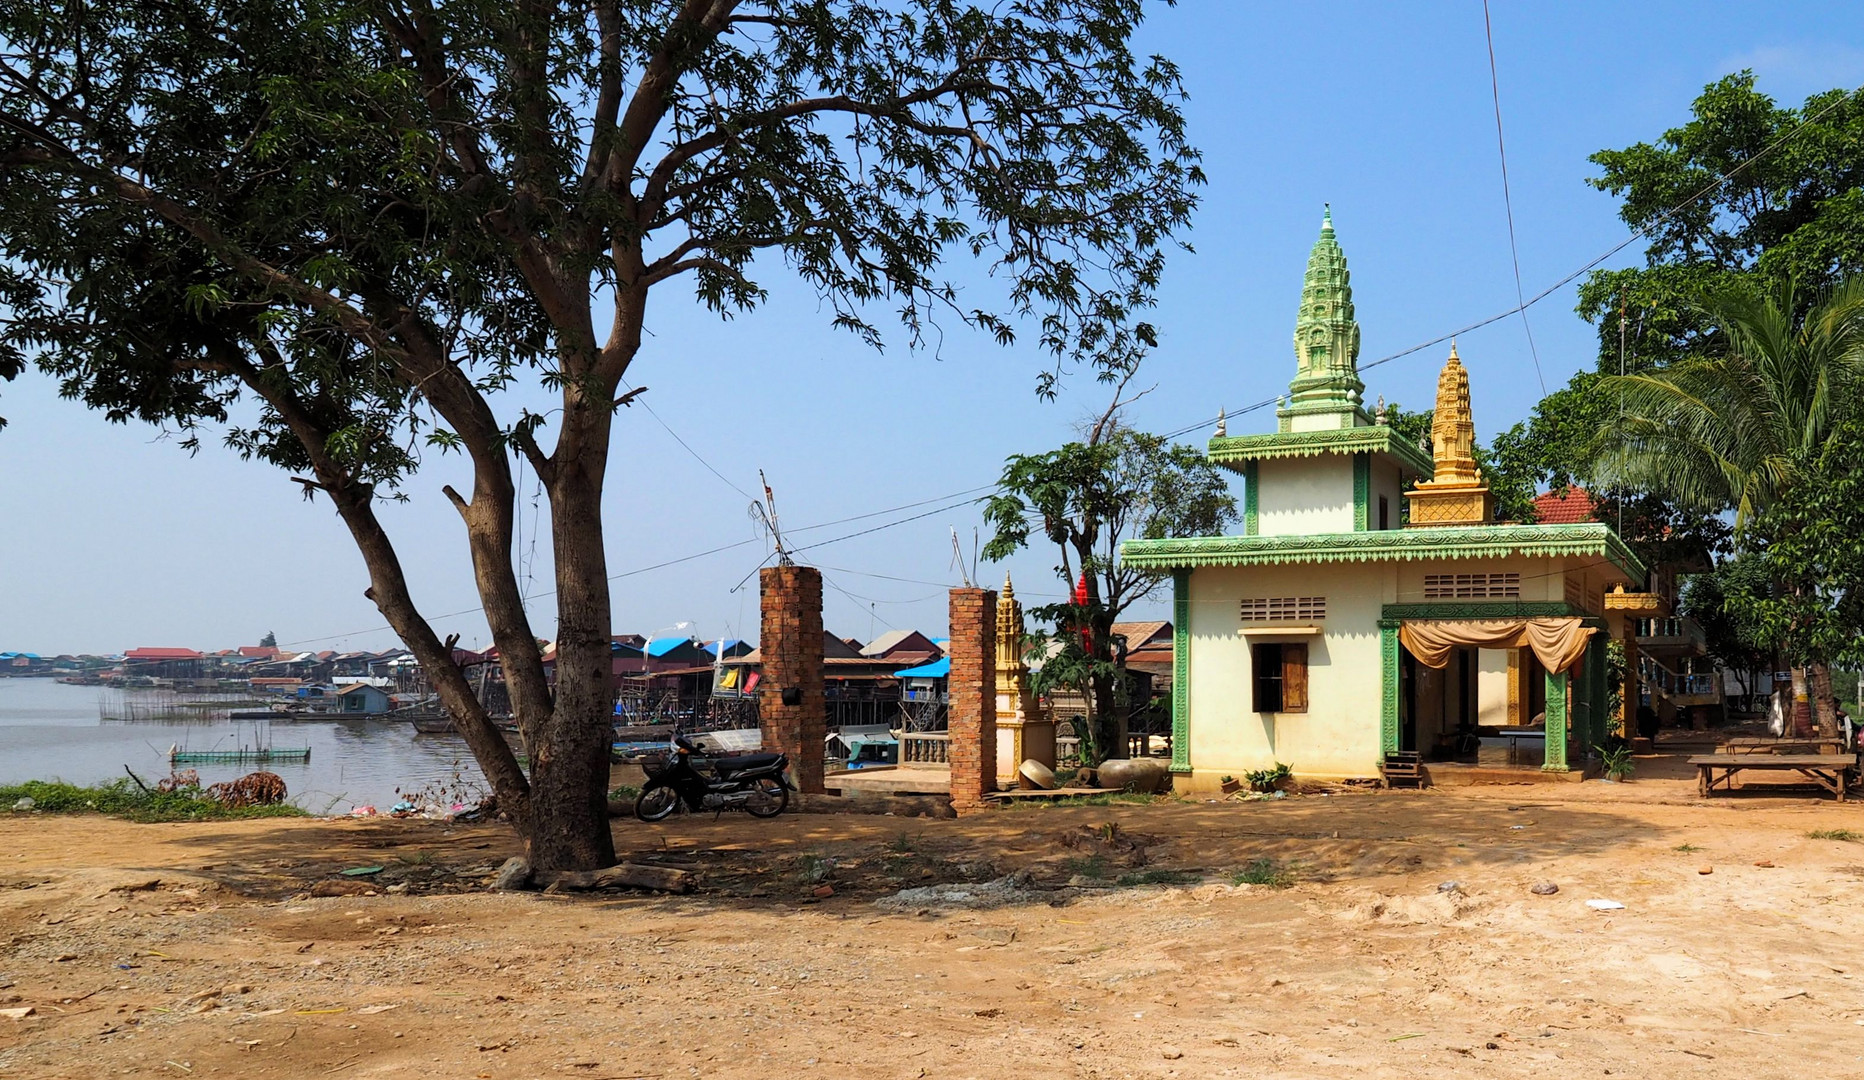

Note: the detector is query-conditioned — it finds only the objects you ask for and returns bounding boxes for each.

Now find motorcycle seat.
[714,752,784,773]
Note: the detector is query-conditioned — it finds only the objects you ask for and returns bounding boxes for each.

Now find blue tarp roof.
[646,637,692,657]
[893,657,949,678]
[0,652,40,660]
[701,639,743,654]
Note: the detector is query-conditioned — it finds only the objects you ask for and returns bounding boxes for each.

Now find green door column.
[1543,668,1570,772]
[1171,569,1191,774]
[1379,622,1400,755]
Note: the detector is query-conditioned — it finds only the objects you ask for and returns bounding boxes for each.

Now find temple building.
[1122,210,1645,787]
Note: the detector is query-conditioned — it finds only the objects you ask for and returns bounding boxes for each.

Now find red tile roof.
[124,647,202,660]
[1532,487,1598,525]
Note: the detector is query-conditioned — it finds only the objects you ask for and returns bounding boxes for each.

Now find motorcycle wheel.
[635,786,679,822]
[743,777,788,818]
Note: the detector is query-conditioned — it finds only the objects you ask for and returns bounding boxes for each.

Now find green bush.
[0,779,307,823]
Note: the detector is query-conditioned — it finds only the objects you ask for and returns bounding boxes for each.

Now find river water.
[0,679,489,812]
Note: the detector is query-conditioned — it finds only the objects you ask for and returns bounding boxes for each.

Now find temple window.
[1252,643,1309,713]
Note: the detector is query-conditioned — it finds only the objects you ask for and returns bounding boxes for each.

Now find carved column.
[994,576,1053,787]
[1170,569,1192,774]
[1543,668,1570,772]
[1379,622,1401,756]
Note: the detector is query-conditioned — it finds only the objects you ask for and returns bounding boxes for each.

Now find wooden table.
[1721,737,1843,755]
[1689,753,1859,801]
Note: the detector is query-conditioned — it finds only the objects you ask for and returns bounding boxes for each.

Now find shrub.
[1,779,307,823]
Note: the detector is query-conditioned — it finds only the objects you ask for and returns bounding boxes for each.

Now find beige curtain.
[1399,618,1596,675]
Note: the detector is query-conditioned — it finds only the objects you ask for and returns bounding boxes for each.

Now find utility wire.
[621,377,758,502]
[1159,88,1854,442]
[282,89,1852,651]
[1481,0,1546,395]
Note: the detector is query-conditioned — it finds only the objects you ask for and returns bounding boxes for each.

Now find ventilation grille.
[1240,596,1327,622]
[1423,572,1521,599]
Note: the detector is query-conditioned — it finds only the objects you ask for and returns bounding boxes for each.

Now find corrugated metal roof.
[645,637,694,657]
[894,657,950,678]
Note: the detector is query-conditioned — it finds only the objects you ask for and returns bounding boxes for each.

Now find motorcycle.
[634,733,793,821]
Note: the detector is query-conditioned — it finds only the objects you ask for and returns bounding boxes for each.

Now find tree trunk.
[1809,663,1838,738]
[1789,666,1813,737]
[525,398,619,873]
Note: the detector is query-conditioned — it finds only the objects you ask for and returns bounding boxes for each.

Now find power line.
[621,377,758,503]
[1481,0,1547,395]
[1159,87,1854,442]
[277,488,995,647]
[281,88,1853,651]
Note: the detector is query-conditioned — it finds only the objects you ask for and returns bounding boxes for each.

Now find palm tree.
[1593,277,1864,735]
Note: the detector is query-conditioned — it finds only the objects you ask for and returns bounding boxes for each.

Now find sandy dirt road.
[3,782,1864,1079]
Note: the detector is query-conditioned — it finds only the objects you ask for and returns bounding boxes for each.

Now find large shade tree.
[0,0,1202,870]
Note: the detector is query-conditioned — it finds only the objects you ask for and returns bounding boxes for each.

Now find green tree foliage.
[0,1,1202,870]
[1577,73,1864,372]
[259,630,277,649]
[1731,421,1864,672]
[1482,75,1862,569]
[1594,278,1864,527]
[981,420,1234,764]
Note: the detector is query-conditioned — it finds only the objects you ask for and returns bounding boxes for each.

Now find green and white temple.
[1122,211,1646,788]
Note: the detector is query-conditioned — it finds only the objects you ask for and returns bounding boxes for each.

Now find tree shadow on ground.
[121,790,1706,918]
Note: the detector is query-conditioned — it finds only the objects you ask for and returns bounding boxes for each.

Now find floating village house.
[1122,211,1646,788]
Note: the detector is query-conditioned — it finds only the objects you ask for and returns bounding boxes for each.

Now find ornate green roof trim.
[1121,522,1647,581]
[1208,426,1434,478]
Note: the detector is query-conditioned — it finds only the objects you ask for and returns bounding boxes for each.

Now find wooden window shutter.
[1281,643,1309,713]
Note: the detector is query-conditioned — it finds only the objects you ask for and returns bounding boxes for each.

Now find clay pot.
[1096,757,1167,794]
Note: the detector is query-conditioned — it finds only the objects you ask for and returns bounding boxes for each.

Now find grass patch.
[1062,854,1110,880]
[885,832,918,854]
[1232,857,1295,889]
[608,785,641,801]
[1672,843,1702,853]
[1807,828,1863,842]
[0,779,306,823]
[1115,869,1202,887]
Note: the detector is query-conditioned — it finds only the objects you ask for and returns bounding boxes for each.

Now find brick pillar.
[947,587,997,809]
[759,565,825,794]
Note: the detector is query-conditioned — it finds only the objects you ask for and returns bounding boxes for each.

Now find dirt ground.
[4,771,1864,1079]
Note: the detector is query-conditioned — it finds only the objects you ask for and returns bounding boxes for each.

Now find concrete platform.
[827,767,951,796]
[1422,762,1596,786]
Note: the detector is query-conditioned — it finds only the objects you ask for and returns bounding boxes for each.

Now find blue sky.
[2,1,1860,656]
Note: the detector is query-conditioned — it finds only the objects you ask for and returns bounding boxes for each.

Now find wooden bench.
[1689,753,1859,801]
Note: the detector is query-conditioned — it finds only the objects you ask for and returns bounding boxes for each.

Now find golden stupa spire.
[1428,340,1480,485]
[1405,343,1495,526]
[995,572,1027,702]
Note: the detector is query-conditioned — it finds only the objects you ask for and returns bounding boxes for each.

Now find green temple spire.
[1279,206,1367,431]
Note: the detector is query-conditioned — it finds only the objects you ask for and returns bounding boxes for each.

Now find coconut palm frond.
[1594,276,1864,533]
